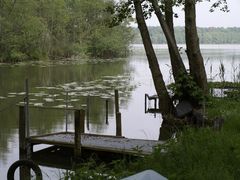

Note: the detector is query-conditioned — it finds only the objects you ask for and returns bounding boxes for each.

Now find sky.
[143,0,240,27]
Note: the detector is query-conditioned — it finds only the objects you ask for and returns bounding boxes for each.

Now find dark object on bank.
[7,159,42,180]
[175,100,193,118]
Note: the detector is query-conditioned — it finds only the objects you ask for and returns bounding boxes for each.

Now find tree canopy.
[0,0,133,62]
[114,0,229,114]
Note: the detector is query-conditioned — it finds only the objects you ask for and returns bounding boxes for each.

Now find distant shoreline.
[132,27,240,44]
[130,44,240,50]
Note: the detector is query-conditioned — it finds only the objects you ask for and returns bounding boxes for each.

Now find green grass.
[66,98,240,180]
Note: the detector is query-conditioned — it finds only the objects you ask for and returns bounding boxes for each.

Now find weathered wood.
[145,94,147,113]
[80,109,85,134]
[87,95,90,130]
[25,79,30,138]
[65,91,69,132]
[114,89,119,114]
[115,90,121,135]
[74,110,81,158]
[145,94,160,113]
[106,99,109,125]
[19,106,30,180]
[116,112,122,137]
[74,109,85,159]
[29,132,163,155]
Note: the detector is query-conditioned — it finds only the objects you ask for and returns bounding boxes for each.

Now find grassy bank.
[66,97,240,180]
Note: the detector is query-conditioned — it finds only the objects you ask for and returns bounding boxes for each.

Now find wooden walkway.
[17,86,164,179]
[29,132,163,155]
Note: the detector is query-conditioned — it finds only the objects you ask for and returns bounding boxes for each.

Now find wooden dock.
[29,132,162,156]
[17,89,163,179]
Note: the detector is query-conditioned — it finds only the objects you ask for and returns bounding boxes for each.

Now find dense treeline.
[0,0,133,62]
[133,26,240,44]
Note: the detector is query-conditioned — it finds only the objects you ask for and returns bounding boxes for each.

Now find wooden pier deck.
[17,89,163,179]
[29,132,163,155]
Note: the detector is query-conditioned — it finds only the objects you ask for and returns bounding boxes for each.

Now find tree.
[185,0,208,95]
[0,0,49,62]
[114,0,228,114]
[0,0,133,62]
[150,0,187,80]
[133,0,173,114]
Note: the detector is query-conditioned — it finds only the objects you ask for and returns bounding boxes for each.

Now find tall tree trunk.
[164,0,183,78]
[133,0,173,115]
[150,0,187,80]
[185,0,208,95]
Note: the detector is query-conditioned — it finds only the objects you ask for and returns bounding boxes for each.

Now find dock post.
[65,90,69,132]
[19,106,31,180]
[74,109,85,159]
[144,94,147,113]
[86,95,90,130]
[115,90,122,136]
[106,99,109,125]
[114,90,119,114]
[154,98,157,110]
[116,112,122,136]
[25,79,29,138]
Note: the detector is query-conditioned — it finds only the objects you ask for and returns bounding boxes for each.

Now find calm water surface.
[0,44,240,179]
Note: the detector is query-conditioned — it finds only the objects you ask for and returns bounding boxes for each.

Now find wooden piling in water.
[19,106,31,180]
[114,90,119,114]
[114,90,122,136]
[116,112,122,136]
[106,99,109,125]
[144,94,147,113]
[87,95,90,130]
[25,79,29,138]
[74,109,85,159]
[65,91,69,132]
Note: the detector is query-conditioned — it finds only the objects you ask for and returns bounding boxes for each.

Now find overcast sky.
[143,0,240,27]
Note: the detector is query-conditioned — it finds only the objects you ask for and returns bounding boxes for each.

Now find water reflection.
[0,58,136,179]
[0,45,240,179]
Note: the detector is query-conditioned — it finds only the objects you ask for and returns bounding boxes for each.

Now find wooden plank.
[29,133,163,155]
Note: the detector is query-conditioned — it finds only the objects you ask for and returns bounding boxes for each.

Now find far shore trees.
[0,0,133,62]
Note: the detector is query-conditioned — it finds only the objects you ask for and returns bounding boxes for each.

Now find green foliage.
[138,128,240,180]
[208,81,240,89]
[224,90,240,100]
[86,25,133,58]
[67,99,240,180]
[168,72,204,104]
[0,0,133,62]
[64,158,133,180]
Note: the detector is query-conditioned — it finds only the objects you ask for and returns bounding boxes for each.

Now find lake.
[0,44,240,179]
